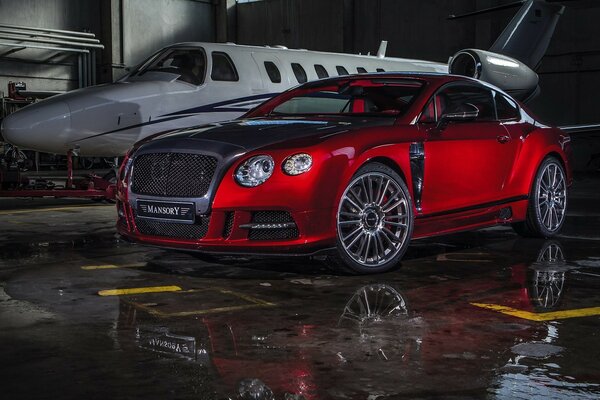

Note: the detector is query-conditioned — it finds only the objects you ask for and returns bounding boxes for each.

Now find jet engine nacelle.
[449,49,539,101]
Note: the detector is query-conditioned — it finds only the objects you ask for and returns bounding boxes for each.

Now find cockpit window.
[134,48,206,85]
[211,52,239,81]
[270,79,423,117]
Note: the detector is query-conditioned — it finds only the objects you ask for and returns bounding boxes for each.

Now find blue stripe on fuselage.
[72,93,279,142]
[159,93,278,117]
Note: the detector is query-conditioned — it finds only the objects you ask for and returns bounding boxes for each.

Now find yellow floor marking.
[0,205,111,216]
[98,285,182,297]
[82,263,146,270]
[126,287,276,317]
[472,302,600,321]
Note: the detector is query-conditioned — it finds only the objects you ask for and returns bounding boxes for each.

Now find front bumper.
[116,200,337,254]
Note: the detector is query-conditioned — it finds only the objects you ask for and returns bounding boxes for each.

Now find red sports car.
[116,73,572,274]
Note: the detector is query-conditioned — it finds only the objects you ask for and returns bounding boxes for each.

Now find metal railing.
[0,23,104,88]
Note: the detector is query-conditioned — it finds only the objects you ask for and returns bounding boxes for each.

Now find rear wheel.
[513,157,567,238]
[331,163,414,274]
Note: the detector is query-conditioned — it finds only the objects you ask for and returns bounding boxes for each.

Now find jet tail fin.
[489,0,565,69]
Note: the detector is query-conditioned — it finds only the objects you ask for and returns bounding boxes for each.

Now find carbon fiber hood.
[130,117,394,214]
[137,117,394,154]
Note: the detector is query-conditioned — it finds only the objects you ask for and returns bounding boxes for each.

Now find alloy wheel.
[535,161,567,232]
[337,172,410,268]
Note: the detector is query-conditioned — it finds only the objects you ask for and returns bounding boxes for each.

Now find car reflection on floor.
[113,239,599,399]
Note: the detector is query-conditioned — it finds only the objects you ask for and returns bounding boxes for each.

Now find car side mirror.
[436,108,479,131]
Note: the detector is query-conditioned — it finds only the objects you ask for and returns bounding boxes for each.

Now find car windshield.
[132,48,206,85]
[270,79,423,117]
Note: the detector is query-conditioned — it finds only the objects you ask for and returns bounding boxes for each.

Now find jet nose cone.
[1,101,71,154]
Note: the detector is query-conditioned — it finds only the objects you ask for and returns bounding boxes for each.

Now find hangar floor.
[1,175,599,399]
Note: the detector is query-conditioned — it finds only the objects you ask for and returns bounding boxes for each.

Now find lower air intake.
[135,217,210,240]
[248,211,299,240]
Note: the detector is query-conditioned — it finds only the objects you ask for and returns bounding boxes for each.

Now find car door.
[417,83,519,216]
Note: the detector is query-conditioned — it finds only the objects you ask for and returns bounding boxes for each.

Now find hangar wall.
[121,0,215,73]
[0,0,102,93]
[0,0,215,93]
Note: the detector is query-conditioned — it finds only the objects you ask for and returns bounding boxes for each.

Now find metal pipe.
[66,150,74,189]
[0,33,104,49]
[0,28,101,44]
[91,50,97,85]
[82,53,88,87]
[0,41,89,53]
[0,23,96,38]
[78,54,83,88]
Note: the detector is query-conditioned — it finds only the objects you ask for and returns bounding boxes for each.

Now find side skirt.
[412,197,529,239]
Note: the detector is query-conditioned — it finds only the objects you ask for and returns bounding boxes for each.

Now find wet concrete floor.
[1,174,600,399]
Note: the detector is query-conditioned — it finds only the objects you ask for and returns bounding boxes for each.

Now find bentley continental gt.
[116,73,572,274]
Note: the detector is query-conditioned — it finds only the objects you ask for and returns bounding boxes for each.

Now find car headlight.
[235,155,275,187]
[282,153,312,175]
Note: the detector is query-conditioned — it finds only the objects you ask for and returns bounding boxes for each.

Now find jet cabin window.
[211,52,239,81]
[357,67,367,74]
[336,66,349,76]
[291,63,308,84]
[264,61,282,83]
[314,64,328,79]
[270,80,423,116]
[376,68,386,72]
[420,84,496,123]
[136,49,206,85]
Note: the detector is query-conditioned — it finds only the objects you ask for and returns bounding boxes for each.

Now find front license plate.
[137,200,195,222]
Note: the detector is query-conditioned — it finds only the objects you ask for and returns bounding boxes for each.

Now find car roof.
[300,72,471,88]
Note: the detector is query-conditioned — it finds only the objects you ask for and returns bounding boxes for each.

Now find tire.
[329,162,414,274]
[512,157,567,238]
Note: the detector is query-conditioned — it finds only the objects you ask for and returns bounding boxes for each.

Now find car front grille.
[131,153,218,197]
[134,216,210,240]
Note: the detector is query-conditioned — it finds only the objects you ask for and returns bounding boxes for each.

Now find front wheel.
[331,163,414,274]
[513,157,568,238]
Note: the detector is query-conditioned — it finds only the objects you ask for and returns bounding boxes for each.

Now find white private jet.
[1,0,564,157]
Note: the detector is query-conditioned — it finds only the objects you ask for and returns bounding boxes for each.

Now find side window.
[336,66,349,76]
[314,64,328,79]
[357,67,367,74]
[291,63,307,84]
[376,68,386,72]
[439,84,496,121]
[211,52,239,82]
[419,97,437,123]
[419,84,496,123]
[495,92,520,120]
[264,61,281,83]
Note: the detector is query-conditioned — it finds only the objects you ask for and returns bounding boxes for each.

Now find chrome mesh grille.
[248,211,299,240]
[248,226,299,240]
[134,217,210,240]
[252,211,294,224]
[131,153,218,197]
[223,212,235,239]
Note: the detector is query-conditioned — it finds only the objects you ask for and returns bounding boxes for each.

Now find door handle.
[497,135,510,144]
